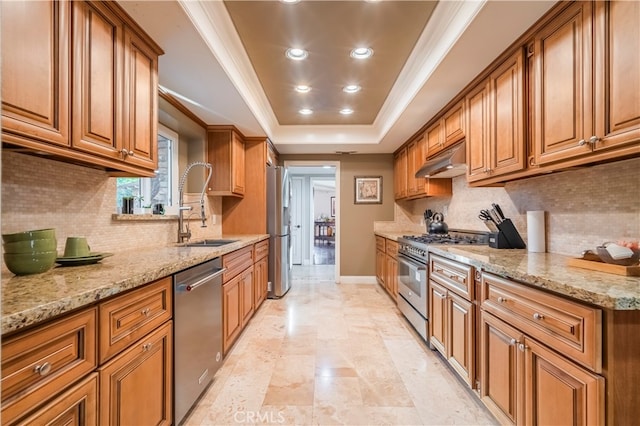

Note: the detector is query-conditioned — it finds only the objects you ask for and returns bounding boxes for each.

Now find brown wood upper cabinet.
[393,148,408,200]
[0,0,163,177]
[425,101,466,159]
[467,49,526,183]
[533,0,640,166]
[1,1,70,147]
[207,126,246,197]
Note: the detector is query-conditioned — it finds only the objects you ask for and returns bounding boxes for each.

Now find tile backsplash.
[393,157,640,256]
[1,152,222,256]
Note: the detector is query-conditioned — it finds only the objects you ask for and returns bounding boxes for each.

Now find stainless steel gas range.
[396,230,489,341]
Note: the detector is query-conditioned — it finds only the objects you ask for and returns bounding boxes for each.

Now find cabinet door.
[223,275,242,354]
[447,292,475,387]
[480,312,522,426]
[406,137,421,196]
[428,280,447,355]
[466,81,491,182]
[232,131,246,195]
[207,128,246,197]
[241,266,255,326]
[443,101,465,147]
[488,50,526,177]
[72,1,123,160]
[533,1,594,165]
[523,336,604,426]
[16,373,98,426]
[594,0,640,151]
[375,249,386,287]
[385,255,398,301]
[425,121,443,158]
[1,0,70,147]
[254,256,268,309]
[99,321,172,426]
[393,148,407,200]
[122,27,158,171]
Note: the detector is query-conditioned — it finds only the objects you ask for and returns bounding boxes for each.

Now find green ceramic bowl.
[2,228,56,243]
[3,250,57,275]
[3,238,57,253]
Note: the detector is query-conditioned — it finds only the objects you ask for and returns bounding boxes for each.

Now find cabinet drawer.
[386,240,398,257]
[375,236,386,252]
[15,372,98,426]
[99,277,172,364]
[1,308,97,425]
[254,239,269,261]
[429,254,474,300]
[481,272,602,372]
[223,245,253,282]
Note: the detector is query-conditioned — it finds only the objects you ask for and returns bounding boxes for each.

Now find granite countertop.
[1,234,269,336]
[428,245,640,310]
[374,231,421,241]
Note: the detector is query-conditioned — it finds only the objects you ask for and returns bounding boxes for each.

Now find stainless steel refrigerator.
[267,166,292,298]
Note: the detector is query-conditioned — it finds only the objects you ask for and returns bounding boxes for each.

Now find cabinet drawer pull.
[34,362,52,376]
[497,297,507,303]
[509,338,518,346]
[141,308,151,316]
[588,135,599,145]
[142,342,153,351]
[578,139,587,146]
[518,343,527,352]
[533,313,544,320]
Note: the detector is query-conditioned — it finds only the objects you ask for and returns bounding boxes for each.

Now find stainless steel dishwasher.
[174,257,225,425]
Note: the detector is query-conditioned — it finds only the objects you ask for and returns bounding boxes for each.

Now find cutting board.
[567,258,640,276]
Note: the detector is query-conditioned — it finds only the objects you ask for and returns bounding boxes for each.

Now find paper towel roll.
[527,210,546,252]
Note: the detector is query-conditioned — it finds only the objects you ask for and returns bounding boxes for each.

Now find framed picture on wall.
[354,176,382,204]
[330,196,336,217]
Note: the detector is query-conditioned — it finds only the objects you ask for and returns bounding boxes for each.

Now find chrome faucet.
[178,161,213,243]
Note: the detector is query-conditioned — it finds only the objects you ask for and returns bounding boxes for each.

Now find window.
[116,124,179,214]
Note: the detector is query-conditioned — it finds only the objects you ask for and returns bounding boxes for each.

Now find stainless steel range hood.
[414,142,467,178]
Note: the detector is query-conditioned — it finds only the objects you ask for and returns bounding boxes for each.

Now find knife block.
[489,219,526,249]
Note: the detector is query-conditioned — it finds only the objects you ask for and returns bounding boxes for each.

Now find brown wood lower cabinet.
[480,311,604,425]
[240,266,255,327]
[254,254,268,309]
[0,308,97,425]
[17,373,99,426]
[99,321,173,426]
[223,274,243,354]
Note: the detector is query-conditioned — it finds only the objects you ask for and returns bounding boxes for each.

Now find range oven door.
[397,253,427,318]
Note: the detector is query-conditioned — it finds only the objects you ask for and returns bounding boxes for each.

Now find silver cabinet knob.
[518,343,527,352]
[533,313,544,320]
[509,338,518,346]
[120,148,129,156]
[142,342,153,352]
[497,297,507,303]
[578,139,587,146]
[34,362,52,376]
[589,135,599,145]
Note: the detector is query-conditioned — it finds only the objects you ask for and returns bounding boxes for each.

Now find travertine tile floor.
[183,275,497,425]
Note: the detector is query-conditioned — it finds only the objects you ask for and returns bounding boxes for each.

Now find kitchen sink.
[184,239,238,247]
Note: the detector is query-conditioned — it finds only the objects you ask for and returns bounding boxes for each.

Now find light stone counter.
[1,234,269,335]
[374,231,421,241]
[428,245,640,310]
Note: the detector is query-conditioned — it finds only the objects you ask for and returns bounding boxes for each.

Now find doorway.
[285,161,339,283]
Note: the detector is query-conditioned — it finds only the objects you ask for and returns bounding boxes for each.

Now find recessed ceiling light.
[295,85,311,93]
[350,47,373,59]
[339,108,354,115]
[299,108,313,115]
[343,84,361,93]
[286,48,308,60]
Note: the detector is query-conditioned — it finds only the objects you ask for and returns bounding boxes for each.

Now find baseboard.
[339,275,377,284]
